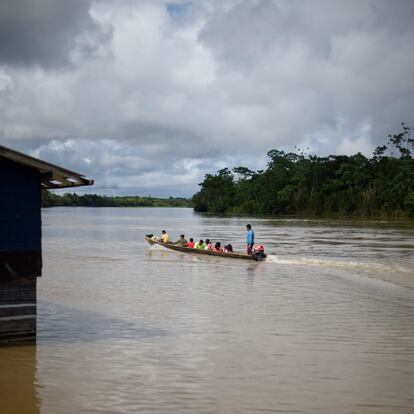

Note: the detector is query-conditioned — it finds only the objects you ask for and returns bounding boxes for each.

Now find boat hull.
[145,237,257,261]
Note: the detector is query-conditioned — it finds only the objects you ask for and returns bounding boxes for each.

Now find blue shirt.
[247,229,254,245]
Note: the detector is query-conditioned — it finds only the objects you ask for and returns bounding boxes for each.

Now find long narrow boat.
[145,236,259,261]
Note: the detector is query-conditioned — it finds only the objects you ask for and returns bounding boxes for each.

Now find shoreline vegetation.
[41,192,192,208]
[193,124,414,218]
[42,124,414,218]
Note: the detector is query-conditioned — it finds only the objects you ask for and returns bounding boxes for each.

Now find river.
[1,207,414,413]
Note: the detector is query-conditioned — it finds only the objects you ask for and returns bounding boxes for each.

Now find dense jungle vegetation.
[42,192,191,208]
[192,124,414,217]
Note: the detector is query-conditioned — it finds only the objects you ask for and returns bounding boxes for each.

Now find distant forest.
[42,191,191,208]
[192,124,414,217]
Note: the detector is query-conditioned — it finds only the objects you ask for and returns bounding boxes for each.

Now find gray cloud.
[198,0,414,149]
[0,0,110,67]
[1,0,414,196]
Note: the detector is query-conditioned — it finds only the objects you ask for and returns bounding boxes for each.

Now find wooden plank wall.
[0,156,41,342]
[0,279,36,342]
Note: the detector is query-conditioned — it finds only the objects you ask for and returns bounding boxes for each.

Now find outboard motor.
[252,245,266,261]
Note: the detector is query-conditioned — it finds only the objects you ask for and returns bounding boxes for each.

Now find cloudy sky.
[1,0,413,196]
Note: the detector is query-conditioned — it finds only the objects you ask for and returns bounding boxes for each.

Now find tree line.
[192,124,414,217]
[42,191,191,208]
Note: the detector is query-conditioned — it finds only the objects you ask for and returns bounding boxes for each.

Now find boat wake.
[264,254,413,276]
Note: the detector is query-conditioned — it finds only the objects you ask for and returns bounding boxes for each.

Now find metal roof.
[0,144,94,189]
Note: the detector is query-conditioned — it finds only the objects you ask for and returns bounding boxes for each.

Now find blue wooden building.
[0,145,93,342]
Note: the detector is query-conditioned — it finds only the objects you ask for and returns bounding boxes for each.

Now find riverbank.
[42,191,192,208]
[192,128,414,218]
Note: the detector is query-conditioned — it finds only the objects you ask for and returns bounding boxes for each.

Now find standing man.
[246,224,254,254]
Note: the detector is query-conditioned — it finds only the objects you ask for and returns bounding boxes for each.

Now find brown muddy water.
[1,207,414,413]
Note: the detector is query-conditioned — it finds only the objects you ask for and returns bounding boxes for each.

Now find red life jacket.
[186,241,195,248]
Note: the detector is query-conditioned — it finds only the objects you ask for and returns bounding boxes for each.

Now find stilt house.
[0,145,93,342]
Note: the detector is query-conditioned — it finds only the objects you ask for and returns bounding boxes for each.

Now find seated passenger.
[224,244,233,252]
[176,234,187,245]
[194,239,206,249]
[160,230,169,243]
[205,239,213,250]
[214,241,223,252]
[186,238,195,248]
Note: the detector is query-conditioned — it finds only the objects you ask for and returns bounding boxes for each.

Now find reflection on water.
[0,345,40,414]
[38,301,170,344]
[1,208,414,413]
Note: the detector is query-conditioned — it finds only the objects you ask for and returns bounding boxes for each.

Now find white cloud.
[337,121,372,155]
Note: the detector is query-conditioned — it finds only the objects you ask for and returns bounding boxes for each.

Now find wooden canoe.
[145,236,257,261]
